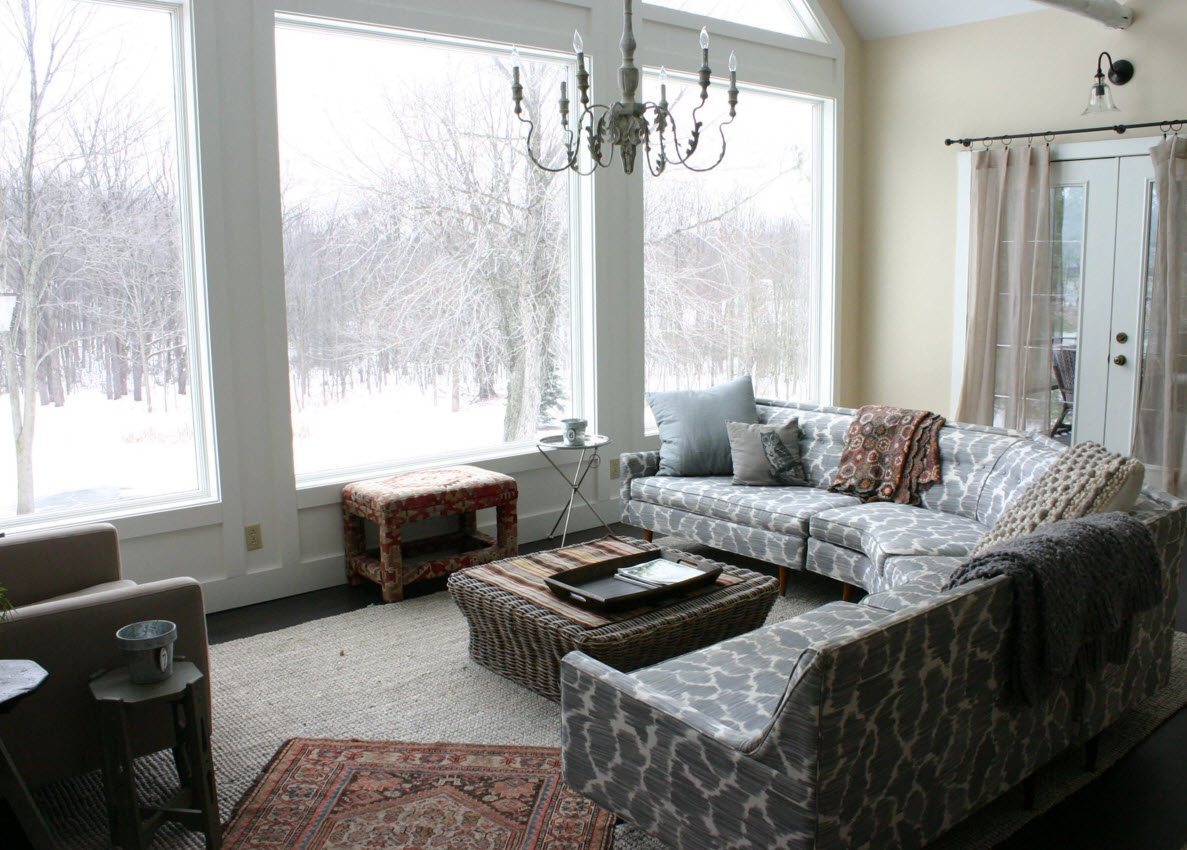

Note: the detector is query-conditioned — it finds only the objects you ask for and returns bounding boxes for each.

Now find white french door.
[1047,149,1155,453]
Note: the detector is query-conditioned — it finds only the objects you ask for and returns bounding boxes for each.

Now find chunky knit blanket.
[944,512,1161,705]
[829,405,944,505]
[972,440,1142,556]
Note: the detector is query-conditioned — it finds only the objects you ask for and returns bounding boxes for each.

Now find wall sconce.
[1083,51,1134,115]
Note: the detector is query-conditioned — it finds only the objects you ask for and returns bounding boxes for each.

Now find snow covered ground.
[0,382,546,520]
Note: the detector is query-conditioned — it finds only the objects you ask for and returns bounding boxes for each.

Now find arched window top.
[644,0,827,42]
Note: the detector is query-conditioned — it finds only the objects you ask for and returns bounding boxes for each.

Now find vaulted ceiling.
[838,0,1046,40]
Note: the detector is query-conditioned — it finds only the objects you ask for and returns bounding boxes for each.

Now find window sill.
[0,498,223,542]
[294,442,571,510]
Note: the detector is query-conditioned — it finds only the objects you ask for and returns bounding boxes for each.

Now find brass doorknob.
[1116,331,1129,343]
[1113,354,1128,366]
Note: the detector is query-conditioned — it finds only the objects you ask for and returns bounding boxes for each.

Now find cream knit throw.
[973,441,1141,557]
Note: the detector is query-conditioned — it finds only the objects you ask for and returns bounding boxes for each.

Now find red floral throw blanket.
[829,405,945,505]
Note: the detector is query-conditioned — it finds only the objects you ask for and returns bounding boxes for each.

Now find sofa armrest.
[5,577,209,676]
[0,523,122,606]
[561,650,817,850]
[562,651,752,750]
[619,450,661,507]
[0,576,209,788]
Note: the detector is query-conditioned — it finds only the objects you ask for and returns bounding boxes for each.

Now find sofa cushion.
[876,554,964,594]
[809,503,989,571]
[918,427,1019,519]
[807,538,877,588]
[647,376,758,477]
[976,439,1061,527]
[632,602,894,739]
[631,476,860,537]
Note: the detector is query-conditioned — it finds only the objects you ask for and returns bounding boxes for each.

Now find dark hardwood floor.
[9,525,1185,848]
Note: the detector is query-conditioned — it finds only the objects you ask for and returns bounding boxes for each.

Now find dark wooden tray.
[544,547,723,612]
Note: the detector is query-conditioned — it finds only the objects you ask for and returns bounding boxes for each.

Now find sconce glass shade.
[1083,82,1119,115]
[0,292,16,329]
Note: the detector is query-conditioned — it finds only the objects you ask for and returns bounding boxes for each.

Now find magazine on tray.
[615,558,703,588]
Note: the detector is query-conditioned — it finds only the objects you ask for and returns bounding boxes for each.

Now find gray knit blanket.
[944,512,1162,705]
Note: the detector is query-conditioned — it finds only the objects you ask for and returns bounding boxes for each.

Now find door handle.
[1113,354,1128,366]
[1116,331,1129,344]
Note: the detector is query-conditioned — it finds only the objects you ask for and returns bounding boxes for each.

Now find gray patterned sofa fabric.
[573,398,1187,849]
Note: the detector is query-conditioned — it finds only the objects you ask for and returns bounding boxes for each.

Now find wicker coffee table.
[448,538,778,701]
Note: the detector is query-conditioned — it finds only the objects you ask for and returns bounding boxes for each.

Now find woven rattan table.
[448,539,779,701]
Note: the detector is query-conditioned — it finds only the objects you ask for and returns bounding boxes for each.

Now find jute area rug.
[32,541,1187,849]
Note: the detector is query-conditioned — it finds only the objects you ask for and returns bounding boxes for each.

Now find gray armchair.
[0,523,209,788]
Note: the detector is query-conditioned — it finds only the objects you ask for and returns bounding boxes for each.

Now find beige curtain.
[1135,138,1187,497]
[956,146,1054,432]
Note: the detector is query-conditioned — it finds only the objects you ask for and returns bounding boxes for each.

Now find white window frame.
[0,0,220,537]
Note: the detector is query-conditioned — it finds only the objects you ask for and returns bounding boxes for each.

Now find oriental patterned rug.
[221,738,615,850]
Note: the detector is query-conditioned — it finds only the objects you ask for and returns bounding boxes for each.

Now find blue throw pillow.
[647,376,759,476]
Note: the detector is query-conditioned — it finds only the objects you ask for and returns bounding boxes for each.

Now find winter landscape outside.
[275,21,578,479]
[643,73,818,425]
[0,0,207,521]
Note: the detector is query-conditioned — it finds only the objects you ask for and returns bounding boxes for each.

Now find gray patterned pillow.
[727,419,807,486]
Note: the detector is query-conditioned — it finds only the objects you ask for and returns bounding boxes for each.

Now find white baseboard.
[201,497,622,613]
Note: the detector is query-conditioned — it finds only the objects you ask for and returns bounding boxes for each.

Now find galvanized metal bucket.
[116,620,177,684]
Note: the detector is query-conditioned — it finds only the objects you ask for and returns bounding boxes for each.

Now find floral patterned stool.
[342,466,518,602]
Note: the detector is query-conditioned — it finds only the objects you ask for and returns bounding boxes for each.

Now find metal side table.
[536,434,616,546]
[0,660,55,850]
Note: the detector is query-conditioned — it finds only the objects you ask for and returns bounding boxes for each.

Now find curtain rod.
[945,118,1187,148]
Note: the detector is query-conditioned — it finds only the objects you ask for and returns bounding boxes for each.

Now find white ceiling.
[838,0,1047,40]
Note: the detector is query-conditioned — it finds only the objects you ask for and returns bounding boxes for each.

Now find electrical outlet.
[608,458,621,480]
[245,523,263,551]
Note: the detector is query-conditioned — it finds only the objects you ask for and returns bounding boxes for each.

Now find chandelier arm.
[674,117,734,173]
[640,103,668,177]
[519,115,579,173]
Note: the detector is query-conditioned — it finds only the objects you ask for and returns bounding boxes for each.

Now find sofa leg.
[778,567,788,596]
[642,530,654,542]
[841,582,858,603]
[1084,734,1101,772]
[1021,774,1037,810]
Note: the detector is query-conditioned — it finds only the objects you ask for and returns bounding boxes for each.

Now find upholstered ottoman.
[342,466,518,602]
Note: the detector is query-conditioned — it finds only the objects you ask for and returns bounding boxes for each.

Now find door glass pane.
[1007,184,1083,442]
[642,73,820,428]
[275,19,579,480]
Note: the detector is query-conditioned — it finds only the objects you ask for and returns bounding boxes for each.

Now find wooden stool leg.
[842,582,858,603]
[96,700,145,850]
[496,501,518,554]
[778,566,789,596]
[342,508,366,586]
[172,700,192,786]
[0,736,56,850]
[1084,733,1101,772]
[1021,774,1037,810]
[183,679,221,850]
[379,512,405,603]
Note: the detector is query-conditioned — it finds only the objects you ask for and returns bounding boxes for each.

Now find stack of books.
[615,558,704,589]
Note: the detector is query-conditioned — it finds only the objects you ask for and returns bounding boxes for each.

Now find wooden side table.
[89,661,220,849]
[0,660,55,850]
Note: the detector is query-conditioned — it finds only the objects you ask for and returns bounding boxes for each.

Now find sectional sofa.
[559,399,1186,849]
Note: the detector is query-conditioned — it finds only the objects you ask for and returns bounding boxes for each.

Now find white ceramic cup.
[562,418,588,446]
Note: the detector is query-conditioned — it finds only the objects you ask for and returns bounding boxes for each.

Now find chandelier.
[510,0,738,176]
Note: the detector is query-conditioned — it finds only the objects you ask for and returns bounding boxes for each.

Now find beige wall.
[856,0,1187,415]
[818,0,864,408]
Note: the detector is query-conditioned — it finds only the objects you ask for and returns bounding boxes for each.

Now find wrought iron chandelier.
[510,0,739,176]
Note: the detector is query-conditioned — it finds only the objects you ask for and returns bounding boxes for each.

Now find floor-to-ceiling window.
[274,17,585,481]
[0,0,214,523]
[642,71,826,424]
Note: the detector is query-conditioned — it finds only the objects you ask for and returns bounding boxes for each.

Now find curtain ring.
[1027,134,1034,148]
[1172,120,1183,136]
[980,137,993,151]
[1044,132,1056,146]
[1001,136,1012,147]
